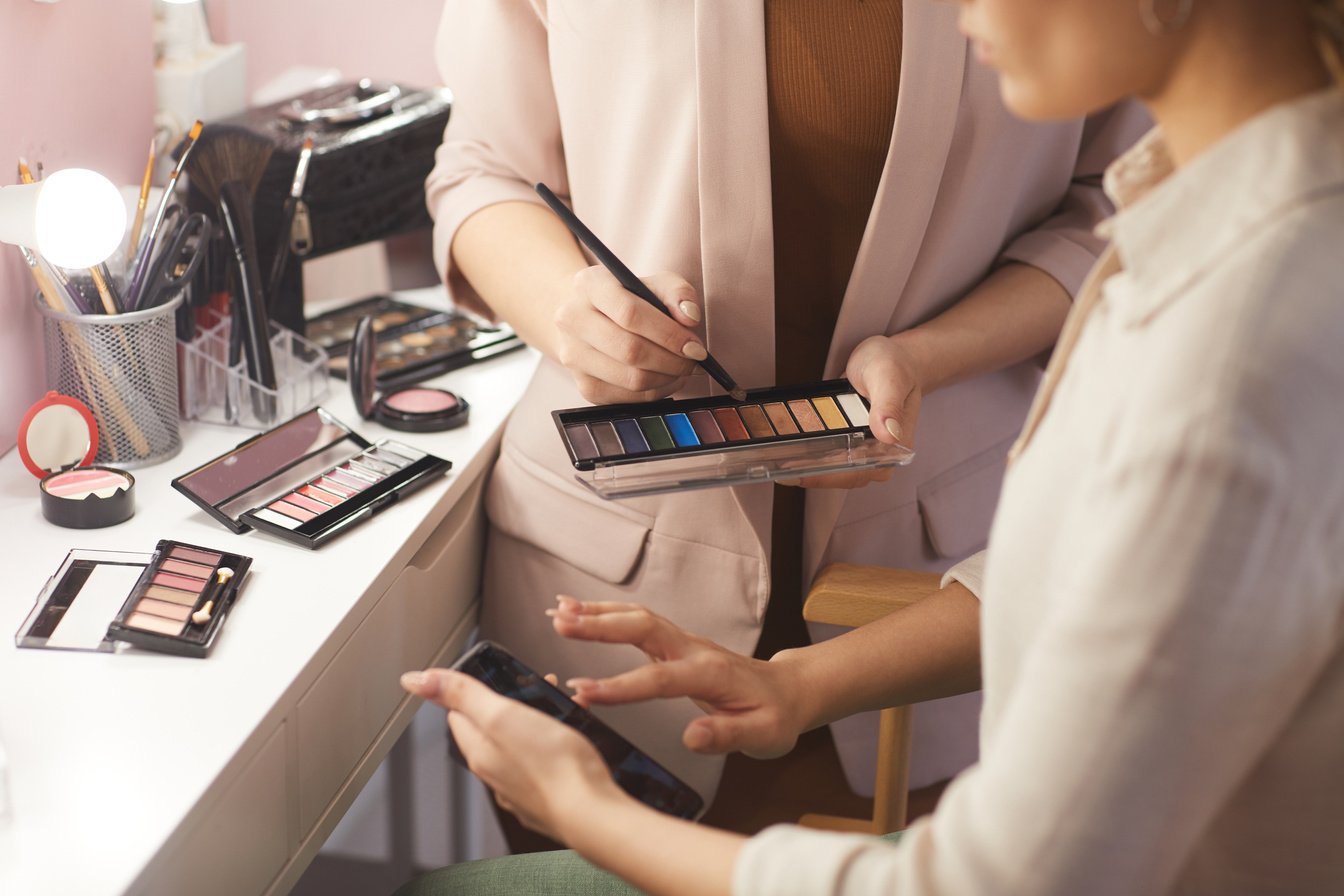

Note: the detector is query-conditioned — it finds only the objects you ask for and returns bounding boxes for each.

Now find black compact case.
[171,407,451,549]
[191,81,453,335]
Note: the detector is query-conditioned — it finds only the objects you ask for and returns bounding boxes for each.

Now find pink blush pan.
[383,388,460,414]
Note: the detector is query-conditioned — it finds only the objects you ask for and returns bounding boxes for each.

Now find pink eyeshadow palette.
[552,379,914,499]
[16,540,252,658]
[172,408,451,549]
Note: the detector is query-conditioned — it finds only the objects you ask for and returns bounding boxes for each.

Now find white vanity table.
[0,290,539,896]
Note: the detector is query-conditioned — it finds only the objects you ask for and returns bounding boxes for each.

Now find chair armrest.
[803,564,943,629]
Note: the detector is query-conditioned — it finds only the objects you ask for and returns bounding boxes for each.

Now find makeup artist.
[402,0,1344,892]
[425,0,1145,837]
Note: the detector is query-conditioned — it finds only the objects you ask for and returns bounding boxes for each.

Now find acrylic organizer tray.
[552,379,915,499]
[179,307,329,428]
[307,294,523,389]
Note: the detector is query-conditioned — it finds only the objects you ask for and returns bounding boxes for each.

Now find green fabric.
[393,831,904,895]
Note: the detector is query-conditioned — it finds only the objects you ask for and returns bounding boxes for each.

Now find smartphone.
[449,640,706,821]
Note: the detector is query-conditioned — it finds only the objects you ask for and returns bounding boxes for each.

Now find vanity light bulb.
[32,169,127,269]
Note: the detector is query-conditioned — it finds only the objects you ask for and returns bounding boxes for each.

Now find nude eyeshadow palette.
[307,295,523,389]
[16,540,252,658]
[552,379,914,499]
[172,407,451,549]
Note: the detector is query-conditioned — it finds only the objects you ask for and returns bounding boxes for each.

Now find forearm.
[776,583,982,734]
[564,793,745,896]
[895,262,1070,393]
[450,200,588,360]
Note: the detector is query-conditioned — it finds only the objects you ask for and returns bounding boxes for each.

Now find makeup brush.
[126,120,202,309]
[184,124,279,423]
[534,182,747,401]
[126,137,156,265]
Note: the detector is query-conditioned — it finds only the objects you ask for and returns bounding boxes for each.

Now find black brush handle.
[218,181,278,423]
[266,194,299,306]
[534,182,743,398]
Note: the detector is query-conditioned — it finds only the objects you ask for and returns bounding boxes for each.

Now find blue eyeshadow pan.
[665,413,700,447]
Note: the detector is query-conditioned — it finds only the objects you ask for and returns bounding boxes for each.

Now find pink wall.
[0,0,448,454]
[0,0,157,453]
[209,0,445,96]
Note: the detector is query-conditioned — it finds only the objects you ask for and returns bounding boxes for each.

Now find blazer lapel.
[694,0,776,602]
[805,1,969,583]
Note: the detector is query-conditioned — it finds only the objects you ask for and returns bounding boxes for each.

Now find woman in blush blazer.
[425,0,1146,821]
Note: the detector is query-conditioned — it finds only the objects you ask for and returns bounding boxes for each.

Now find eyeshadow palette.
[306,295,523,389]
[172,407,451,549]
[16,540,252,658]
[553,379,914,499]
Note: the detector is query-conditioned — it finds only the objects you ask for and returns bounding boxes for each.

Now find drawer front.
[296,472,487,835]
[145,723,289,896]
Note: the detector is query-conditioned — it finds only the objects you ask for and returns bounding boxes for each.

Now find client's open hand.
[400,668,628,840]
[550,596,807,759]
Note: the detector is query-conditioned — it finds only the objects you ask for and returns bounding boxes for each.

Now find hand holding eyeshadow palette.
[172,407,451,549]
[552,379,914,499]
[16,540,251,658]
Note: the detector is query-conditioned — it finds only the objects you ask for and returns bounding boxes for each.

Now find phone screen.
[450,640,705,820]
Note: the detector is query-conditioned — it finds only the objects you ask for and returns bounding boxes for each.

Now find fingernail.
[400,671,429,690]
[684,726,710,750]
[682,342,708,361]
[678,300,701,323]
[544,608,559,618]
[566,678,594,691]
[884,419,902,441]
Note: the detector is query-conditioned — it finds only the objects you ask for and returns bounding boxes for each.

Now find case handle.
[280,79,404,127]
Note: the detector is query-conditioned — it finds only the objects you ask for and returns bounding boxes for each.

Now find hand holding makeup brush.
[553,265,707,405]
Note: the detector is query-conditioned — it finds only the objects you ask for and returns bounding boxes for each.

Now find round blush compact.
[19,392,135,528]
[350,315,470,433]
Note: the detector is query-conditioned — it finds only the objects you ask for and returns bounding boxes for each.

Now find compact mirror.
[18,392,97,477]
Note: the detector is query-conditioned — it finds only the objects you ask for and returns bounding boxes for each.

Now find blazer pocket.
[916,435,1015,560]
[485,447,654,585]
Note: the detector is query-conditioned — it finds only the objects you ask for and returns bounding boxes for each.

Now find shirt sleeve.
[939,550,986,599]
[425,0,568,318]
[996,101,1150,297]
[734,406,1343,895]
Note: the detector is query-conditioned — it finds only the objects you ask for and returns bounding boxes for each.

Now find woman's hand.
[778,332,924,488]
[553,266,706,405]
[400,668,631,841]
[550,596,810,758]
[844,332,927,449]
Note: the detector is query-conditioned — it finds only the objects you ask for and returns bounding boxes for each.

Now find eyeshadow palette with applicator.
[16,540,251,658]
[552,379,915,499]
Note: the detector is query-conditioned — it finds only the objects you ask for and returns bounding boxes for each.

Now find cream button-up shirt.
[735,88,1344,895]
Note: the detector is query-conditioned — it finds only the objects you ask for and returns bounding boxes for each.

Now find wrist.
[558,778,649,856]
[885,328,944,394]
[768,647,822,735]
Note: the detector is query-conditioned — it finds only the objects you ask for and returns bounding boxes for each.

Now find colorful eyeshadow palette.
[306,295,523,389]
[172,407,451,549]
[16,540,252,658]
[552,379,914,499]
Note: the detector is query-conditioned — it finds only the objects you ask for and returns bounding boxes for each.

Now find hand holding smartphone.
[450,640,705,821]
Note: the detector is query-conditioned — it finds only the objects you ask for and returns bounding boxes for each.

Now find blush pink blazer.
[426,0,1147,797]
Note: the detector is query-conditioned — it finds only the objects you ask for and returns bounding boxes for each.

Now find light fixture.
[0,169,126,269]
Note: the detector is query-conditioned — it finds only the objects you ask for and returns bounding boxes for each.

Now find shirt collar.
[1100,88,1344,327]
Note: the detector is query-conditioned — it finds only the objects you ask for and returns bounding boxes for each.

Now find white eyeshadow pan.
[836,393,871,428]
[249,507,302,530]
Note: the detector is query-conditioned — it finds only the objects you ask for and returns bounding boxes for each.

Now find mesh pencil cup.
[35,292,183,468]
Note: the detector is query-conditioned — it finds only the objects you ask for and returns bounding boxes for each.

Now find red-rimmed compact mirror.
[19,391,135,528]
[349,315,470,433]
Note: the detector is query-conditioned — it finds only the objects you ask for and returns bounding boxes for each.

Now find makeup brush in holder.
[184,125,279,424]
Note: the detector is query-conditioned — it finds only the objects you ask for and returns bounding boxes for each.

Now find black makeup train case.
[189,80,453,334]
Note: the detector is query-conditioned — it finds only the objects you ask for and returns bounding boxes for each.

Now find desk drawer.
[296,472,487,835]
